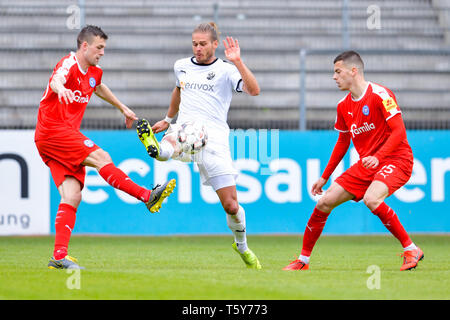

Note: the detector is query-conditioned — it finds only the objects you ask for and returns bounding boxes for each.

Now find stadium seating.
[0,0,449,129]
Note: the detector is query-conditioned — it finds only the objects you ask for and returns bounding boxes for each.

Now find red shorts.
[335,158,413,202]
[35,130,99,188]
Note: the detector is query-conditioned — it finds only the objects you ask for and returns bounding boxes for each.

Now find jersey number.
[377,164,396,178]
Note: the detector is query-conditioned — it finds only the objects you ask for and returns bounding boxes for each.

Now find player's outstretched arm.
[321,132,351,179]
[152,87,180,133]
[95,83,137,128]
[223,36,260,96]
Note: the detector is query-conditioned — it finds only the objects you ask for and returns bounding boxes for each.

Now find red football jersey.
[35,52,103,140]
[334,82,413,161]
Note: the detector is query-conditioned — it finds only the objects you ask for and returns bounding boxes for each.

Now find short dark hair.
[77,25,108,49]
[334,50,364,70]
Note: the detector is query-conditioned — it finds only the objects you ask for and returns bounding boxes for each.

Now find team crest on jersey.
[89,77,96,88]
[362,105,370,116]
[84,139,94,148]
[206,72,215,80]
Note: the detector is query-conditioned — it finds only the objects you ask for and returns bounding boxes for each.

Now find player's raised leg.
[136,118,161,158]
[283,182,353,270]
[83,148,176,213]
[137,118,181,161]
[364,180,423,271]
[216,184,262,270]
[145,179,177,213]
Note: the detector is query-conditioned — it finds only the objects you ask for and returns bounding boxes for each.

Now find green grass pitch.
[0,235,448,300]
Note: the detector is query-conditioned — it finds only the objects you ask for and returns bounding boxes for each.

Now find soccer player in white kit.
[137,22,262,269]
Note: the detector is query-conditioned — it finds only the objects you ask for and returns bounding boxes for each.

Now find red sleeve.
[334,104,348,132]
[376,87,402,121]
[321,132,351,180]
[373,114,407,161]
[96,67,103,87]
[50,54,76,84]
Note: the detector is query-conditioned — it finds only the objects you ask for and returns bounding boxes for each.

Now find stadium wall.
[1,130,449,236]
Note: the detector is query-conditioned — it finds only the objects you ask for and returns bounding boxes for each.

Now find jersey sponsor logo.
[350,122,375,138]
[382,97,398,112]
[73,90,90,104]
[89,77,96,88]
[84,139,94,148]
[182,82,214,92]
[362,105,370,115]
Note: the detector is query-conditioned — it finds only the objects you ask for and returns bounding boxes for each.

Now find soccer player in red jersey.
[35,25,176,269]
[283,51,423,271]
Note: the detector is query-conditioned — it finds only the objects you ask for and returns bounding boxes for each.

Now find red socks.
[53,203,77,260]
[53,163,150,260]
[99,163,150,202]
[372,202,412,248]
[300,202,412,258]
[301,207,330,256]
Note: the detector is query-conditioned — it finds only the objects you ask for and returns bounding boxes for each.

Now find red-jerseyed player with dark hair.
[35,25,176,269]
[283,51,423,272]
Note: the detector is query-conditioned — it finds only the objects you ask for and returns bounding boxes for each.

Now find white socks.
[157,139,175,161]
[226,205,248,253]
[298,255,310,264]
[403,243,418,252]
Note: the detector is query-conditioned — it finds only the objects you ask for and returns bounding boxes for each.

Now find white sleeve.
[228,65,243,92]
[173,61,181,87]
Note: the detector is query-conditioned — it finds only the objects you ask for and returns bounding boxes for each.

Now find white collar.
[71,51,88,75]
[351,82,370,102]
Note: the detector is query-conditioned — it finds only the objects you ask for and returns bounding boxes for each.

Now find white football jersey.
[174,57,243,147]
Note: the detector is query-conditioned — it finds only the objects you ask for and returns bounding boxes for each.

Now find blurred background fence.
[0,0,449,130]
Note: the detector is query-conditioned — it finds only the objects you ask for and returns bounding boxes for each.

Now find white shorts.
[163,123,238,189]
[196,146,238,188]
[207,174,237,191]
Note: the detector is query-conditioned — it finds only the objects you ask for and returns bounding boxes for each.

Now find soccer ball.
[177,121,208,154]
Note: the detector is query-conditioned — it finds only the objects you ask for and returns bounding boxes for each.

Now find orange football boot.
[282,259,309,271]
[400,247,424,271]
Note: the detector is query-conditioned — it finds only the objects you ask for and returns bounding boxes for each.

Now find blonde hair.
[193,22,220,42]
